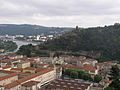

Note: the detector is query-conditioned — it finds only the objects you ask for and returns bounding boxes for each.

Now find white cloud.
[0,0,120,27]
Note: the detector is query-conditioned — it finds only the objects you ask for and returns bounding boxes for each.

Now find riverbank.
[0,40,39,55]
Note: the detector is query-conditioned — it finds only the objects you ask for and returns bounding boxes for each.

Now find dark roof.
[46,79,91,90]
[22,81,40,87]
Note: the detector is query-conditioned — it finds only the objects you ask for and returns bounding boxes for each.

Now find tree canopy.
[0,40,17,52]
[63,68,102,82]
[38,24,120,61]
[105,65,120,90]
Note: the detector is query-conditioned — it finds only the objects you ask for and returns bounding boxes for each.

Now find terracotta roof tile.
[11,68,23,72]
[82,64,96,72]
[4,68,54,89]
[0,73,18,81]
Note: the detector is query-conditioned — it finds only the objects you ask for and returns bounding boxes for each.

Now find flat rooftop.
[46,79,91,90]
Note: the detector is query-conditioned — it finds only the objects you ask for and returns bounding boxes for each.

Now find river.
[0,40,39,55]
[13,40,39,51]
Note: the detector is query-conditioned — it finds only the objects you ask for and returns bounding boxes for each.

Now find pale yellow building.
[17,61,30,68]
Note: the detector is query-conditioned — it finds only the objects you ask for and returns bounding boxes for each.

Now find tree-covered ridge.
[39,24,120,60]
[0,40,17,52]
[0,24,73,36]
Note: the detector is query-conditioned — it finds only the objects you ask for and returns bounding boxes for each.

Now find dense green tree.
[105,65,120,90]
[17,44,34,57]
[64,69,71,76]
[0,40,17,52]
[17,44,50,57]
[70,71,78,78]
[109,78,120,90]
[64,69,93,81]
[104,87,115,90]
[109,65,120,79]
[94,75,102,83]
[82,73,92,81]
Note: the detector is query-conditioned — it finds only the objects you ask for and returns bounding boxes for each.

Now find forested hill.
[0,24,73,36]
[39,23,120,60]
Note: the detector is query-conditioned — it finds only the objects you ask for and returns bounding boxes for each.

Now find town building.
[21,81,40,90]
[0,70,18,86]
[4,68,56,90]
[42,79,91,90]
[12,61,30,68]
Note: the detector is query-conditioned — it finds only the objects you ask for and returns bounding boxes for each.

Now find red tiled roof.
[0,73,18,81]
[5,68,54,89]
[0,70,15,74]
[63,64,81,69]
[11,68,23,72]
[82,64,96,72]
[2,65,11,69]
[24,67,36,71]
[4,81,20,89]
[64,64,96,72]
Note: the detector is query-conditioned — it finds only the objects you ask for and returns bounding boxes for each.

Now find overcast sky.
[0,0,120,27]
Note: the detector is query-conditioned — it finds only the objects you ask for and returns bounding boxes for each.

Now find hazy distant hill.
[0,24,73,36]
